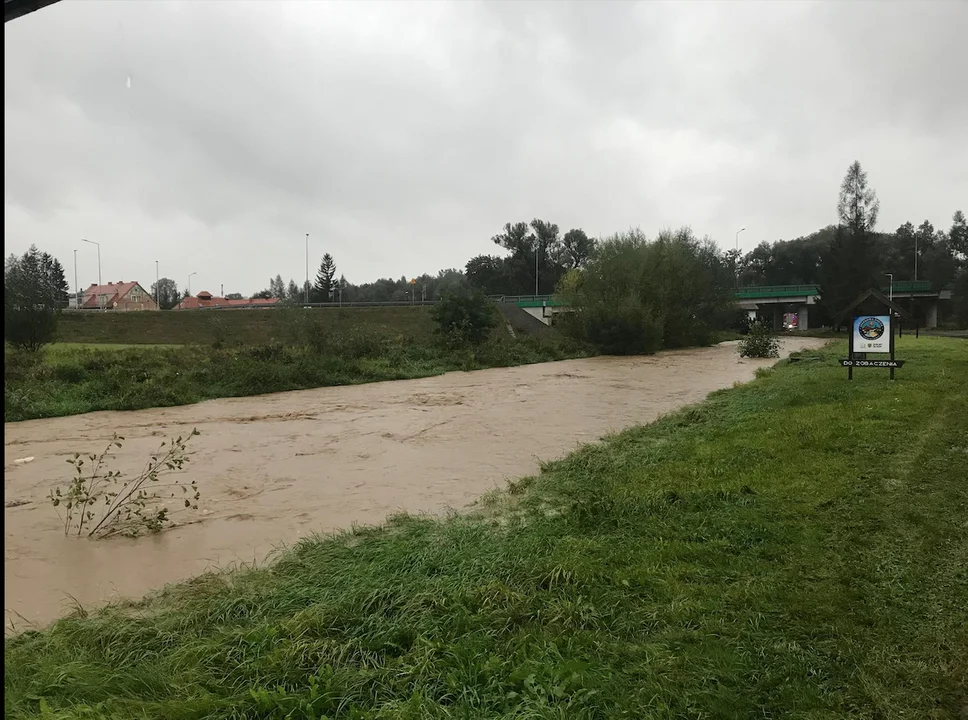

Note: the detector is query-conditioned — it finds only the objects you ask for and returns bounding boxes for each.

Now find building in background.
[81,281,159,311]
[175,290,280,310]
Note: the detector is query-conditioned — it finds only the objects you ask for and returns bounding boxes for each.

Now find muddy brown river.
[4,339,825,631]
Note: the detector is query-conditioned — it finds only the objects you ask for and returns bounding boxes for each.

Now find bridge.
[494,281,950,329]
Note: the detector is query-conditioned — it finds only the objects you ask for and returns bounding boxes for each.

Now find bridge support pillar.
[925,301,938,329]
[772,306,783,331]
[798,304,809,331]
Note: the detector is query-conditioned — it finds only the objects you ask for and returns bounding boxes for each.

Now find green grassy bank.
[54,307,436,345]
[4,331,588,422]
[6,337,967,718]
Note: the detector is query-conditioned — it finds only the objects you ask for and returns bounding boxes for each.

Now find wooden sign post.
[834,288,912,381]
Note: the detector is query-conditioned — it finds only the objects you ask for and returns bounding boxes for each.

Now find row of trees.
[551,161,967,354]
[735,161,965,323]
[253,259,469,305]
[466,222,595,295]
[248,221,597,305]
[737,165,965,305]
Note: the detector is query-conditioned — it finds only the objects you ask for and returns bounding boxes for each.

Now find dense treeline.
[256,219,595,305]
[258,174,964,330]
[7,164,967,331]
[739,216,965,291]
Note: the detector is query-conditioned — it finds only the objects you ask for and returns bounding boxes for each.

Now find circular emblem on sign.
[858,316,885,341]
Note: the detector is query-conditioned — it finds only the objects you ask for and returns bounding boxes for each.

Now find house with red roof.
[81,281,159,311]
[175,291,281,310]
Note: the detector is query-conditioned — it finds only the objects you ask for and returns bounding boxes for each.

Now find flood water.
[4,339,826,631]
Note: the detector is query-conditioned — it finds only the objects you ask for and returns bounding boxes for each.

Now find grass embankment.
[6,338,967,718]
[54,306,437,345]
[4,329,588,422]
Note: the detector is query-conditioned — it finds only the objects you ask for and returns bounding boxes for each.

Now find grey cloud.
[4,0,966,294]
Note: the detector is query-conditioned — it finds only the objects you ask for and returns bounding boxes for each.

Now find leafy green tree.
[489,219,566,294]
[251,289,274,300]
[560,229,596,269]
[286,278,300,303]
[559,228,732,354]
[950,210,967,259]
[151,278,180,310]
[430,291,497,346]
[465,255,512,294]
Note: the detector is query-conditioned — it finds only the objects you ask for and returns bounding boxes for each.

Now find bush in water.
[738,319,780,358]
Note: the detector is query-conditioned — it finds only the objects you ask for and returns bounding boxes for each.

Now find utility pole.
[305,233,309,304]
[73,249,78,309]
[155,260,159,308]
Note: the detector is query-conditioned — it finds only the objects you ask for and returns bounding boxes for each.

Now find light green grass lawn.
[5,337,967,718]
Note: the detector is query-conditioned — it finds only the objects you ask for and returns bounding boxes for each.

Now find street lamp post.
[914,235,918,282]
[155,260,159,308]
[80,239,102,310]
[73,249,79,309]
[885,273,894,302]
[305,233,309,305]
[534,244,539,296]
[80,238,101,286]
[734,228,746,287]
[188,271,197,297]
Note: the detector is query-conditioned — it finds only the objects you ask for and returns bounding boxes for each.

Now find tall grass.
[4,330,590,422]
[5,337,966,717]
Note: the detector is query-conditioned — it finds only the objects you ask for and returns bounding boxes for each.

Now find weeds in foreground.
[48,429,201,538]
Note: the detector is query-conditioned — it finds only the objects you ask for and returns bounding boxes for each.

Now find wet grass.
[4,332,589,422]
[5,337,967,718]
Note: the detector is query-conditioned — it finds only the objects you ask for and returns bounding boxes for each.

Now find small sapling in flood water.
[48,429,202,538]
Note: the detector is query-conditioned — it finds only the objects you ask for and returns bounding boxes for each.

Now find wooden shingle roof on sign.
[833,287,914,326]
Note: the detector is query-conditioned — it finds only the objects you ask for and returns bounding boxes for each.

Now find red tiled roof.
[81,281,140,309]
[175,294,281,310]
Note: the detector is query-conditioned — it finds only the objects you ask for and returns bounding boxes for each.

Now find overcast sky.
[5,0,966,295]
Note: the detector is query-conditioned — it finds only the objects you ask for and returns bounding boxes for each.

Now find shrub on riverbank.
[3,329,590,422]
[5,337,966,717]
